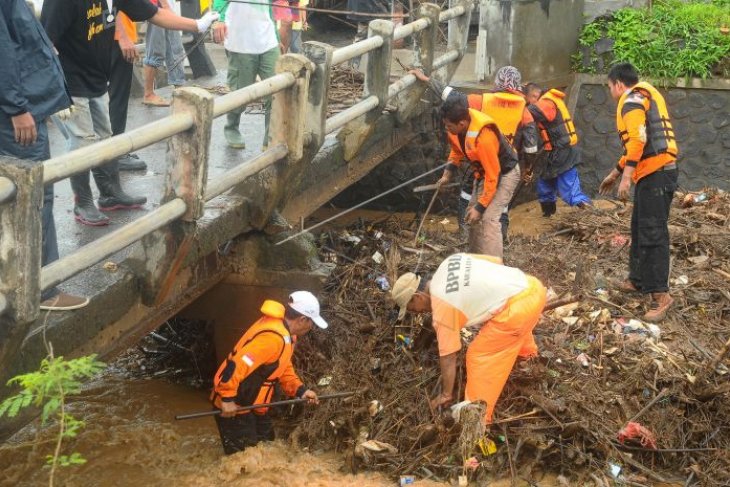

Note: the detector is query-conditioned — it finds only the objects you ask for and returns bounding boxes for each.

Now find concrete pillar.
[301,41,334,151]
[135,87,214,305]
[180,233,333,362]
[365,20,395,110]
[0,157,42,367]
[269,54,315,164]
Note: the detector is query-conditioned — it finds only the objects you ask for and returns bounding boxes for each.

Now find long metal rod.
[0,177,16,204]
[40,199,187,291]
[325,96,379,134]
[439,5,466,22]
[393,17,430,41]
[213,73,296,118]
[175,391,356,420]
[276,163,446,246]
[43,113,194,184]
[331,36,383,65]
[204,144,289,200]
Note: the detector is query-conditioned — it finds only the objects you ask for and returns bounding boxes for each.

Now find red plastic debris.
[617,421,657,449]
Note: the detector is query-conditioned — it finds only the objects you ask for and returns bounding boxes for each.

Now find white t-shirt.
[430,253,529,355]
[224,2,278,54]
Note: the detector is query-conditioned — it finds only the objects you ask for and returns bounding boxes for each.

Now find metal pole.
[40,199,187,291]
[325,96,380,134]
[204,144,289,201]
[175,391,356,420]
[43,114,194,184]
[331,36,384,65]
[213,73,296,118]
[275,163,447,246]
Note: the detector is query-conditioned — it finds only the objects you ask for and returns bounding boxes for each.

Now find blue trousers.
[0,119,59,300]
[537,166,591,206]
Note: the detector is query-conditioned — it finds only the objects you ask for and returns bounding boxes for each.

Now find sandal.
[142,95,171,107]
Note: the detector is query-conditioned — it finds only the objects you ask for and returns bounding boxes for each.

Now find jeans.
[537,166,592,206]
[290,29,303,53]
[468,166,521,258]
[54,94,113,152]
[143,22,186,86]
[0,119,59,300]
[225,47,280,146]
[628,168,677,294]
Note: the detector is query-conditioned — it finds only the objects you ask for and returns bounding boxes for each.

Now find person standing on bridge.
[0,0,89,310]
[40,0,219,226]
[524,82,592,217]
[211,291,327,454]
[212,0,281,150]
[434,95,521,259]
[391,253,547,423]
[599,62,678,322]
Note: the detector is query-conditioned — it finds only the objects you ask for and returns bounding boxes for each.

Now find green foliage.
[0,354,105,482]
[575,0,730,79]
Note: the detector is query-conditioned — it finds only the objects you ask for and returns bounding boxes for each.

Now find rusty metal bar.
[393,17,430,41]
[204,144,289,201]
[324,96,380,134]
[40,198,187,292]
[0,177,16,204]
[213,73,296,117]
[43,113,194,185]
[439,4,466,22]
[331,36,384,65]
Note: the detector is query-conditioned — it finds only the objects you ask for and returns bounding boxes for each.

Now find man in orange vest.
[434,96,521,259]
[410,67,538,240]
[525,83,591,217]
[391,253,547,423]
[211,291,328,454]
[599,62,678,322]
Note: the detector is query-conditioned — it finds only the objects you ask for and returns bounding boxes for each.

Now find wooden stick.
[629,388,669,423]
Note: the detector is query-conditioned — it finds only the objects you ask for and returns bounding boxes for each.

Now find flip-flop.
[142,96,171,107]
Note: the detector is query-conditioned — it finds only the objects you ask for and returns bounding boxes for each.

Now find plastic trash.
[576,353,591,367]
[372,251,384,264]
[399,476,415,486]
[375,276,390,291]
[617,421,658,449]
[609,463,622,478]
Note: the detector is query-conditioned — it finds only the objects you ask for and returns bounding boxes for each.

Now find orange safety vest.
[467,92,525,147]
[617,82,678,160]
[528,89,578,151]
[211,300,296,414]
[446,109,518,178]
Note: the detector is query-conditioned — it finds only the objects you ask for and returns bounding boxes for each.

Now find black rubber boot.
[540,201,557,217]
[70,172,110,226]
[116,153,147,171]
[94,161,147,211]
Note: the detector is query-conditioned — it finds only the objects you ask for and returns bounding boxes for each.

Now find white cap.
[289,291,328,329]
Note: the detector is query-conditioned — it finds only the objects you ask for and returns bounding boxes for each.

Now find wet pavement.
[47,44,268,299]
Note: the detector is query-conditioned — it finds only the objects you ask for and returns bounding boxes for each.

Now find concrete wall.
[480,0,584,83]
[583,0,647,22]
[571,75,730,194]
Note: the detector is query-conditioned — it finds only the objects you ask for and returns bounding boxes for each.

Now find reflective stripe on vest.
[447,109,518,177]
[616,82,678,160]
[528,89,577,151]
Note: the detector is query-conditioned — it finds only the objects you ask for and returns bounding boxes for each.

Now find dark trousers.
[108,43,134,136]
[628,168,678,294]
[214,412,274,455]
[0,120,59,300]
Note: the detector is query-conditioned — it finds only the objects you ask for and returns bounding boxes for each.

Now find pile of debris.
[327,65,365,116]
[284,190,730,486]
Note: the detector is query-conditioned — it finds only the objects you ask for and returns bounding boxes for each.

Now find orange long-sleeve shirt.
[617,98,675,182]
[447,127,502,211]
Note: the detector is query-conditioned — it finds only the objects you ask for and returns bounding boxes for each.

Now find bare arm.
[430,352,457,410]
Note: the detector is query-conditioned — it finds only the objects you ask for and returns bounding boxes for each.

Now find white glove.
[196,11,220,33]
[55,106,76,121]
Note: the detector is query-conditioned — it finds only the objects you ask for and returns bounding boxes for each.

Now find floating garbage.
[368,400,383,417]
[618,421,658,449]
[317,376,332,387]
[375,275,390,291]
[576,353,591,367]
[464,456,480,470]
[608,463,622,478]
[399,475,415,486]
[372,251,384,264]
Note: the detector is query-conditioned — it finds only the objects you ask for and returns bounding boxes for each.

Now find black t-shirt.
[41,0,158,98]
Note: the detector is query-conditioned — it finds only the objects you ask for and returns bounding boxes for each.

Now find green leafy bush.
[576,0,730,79]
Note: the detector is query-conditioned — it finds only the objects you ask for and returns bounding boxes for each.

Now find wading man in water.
[391,254,547,423]
[210,291,328,454]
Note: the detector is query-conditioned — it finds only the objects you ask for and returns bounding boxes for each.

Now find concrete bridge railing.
[0,2,473,367]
